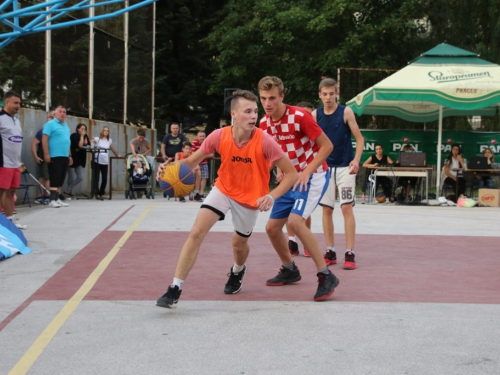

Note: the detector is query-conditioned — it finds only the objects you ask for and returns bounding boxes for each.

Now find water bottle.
[463,159,468,170]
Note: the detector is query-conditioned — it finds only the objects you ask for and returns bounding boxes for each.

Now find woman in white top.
[443,143,466,201]
[92,126,121,200]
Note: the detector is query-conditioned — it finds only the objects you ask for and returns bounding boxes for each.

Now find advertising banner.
[357,130,500,167]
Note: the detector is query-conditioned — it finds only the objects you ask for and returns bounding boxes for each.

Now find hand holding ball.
[158,163,195,198]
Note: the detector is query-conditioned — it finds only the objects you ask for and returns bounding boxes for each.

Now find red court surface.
[30,230,500,304]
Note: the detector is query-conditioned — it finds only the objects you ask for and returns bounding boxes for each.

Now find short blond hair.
[258,76,284,95]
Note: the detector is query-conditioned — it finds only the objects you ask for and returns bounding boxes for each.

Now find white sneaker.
[49,200,62,208]
[15,222,28,230]
[57,199,69,207]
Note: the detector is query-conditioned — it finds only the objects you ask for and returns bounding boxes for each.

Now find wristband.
[266,194,275,204]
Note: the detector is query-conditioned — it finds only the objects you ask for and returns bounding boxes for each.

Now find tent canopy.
[347,43,500,123]
[346,43,500,189]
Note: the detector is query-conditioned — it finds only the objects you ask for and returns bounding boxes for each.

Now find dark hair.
[445,143,462,165]
[3,91,21,101]
[182,141,192,148]
[375,143,383,150]
[137,129,146,137]
[296,101,314,109]
[231,90,258,110]
[76,123,86,131]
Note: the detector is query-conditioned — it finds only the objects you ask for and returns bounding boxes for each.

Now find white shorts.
[201,186,259,237]
[320,166,356,208]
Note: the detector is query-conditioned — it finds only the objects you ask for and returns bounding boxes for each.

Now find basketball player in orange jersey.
[156,90,298,309]
[258,76,340,302]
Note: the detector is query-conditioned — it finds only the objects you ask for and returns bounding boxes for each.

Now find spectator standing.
[30,111,54,204]
[42,106,72,208]
[130,129,152,157]
[191,130,212,201]
[0,91,27,229]
[92,126,121,201]
[312,78,364,271]
[64,123,90,198]
[160,123,187,161]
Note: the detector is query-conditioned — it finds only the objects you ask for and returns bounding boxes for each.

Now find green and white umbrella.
[346,43,500,188]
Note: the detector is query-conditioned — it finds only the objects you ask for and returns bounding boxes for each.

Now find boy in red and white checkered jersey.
[258,76,340,302]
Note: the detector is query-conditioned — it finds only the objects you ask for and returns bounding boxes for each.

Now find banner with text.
[357,130,500,166]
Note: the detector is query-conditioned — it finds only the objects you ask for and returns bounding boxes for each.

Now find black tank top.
[372,154,389,165]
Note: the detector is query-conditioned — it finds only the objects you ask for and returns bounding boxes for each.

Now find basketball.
[376,192,386,203]
[158,163,195,198]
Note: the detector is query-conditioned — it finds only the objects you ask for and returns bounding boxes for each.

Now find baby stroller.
[124,154,155,199]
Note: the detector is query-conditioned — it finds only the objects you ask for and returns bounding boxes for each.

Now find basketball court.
[1,198,499,374]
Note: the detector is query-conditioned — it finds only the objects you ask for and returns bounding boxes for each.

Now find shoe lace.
[345,252,354,262]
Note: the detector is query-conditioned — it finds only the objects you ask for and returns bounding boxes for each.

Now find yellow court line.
[9,203,157,375]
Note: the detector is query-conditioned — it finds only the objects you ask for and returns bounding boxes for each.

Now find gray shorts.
[201,186,259,237]
[39,161,49,180]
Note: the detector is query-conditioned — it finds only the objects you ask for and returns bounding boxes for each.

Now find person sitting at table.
[362,144,394,201]
[396,144,418,202]
[473,148,495,189]
[443,143,466,202]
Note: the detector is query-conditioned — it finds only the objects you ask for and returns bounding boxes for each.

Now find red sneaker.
[343,251,356,270]
[303,248,311,257]
[288,240,299,256]
[324,250,337,265]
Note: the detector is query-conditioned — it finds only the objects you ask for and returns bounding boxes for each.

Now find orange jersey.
[176,151,191,160]
[215,126,270,208]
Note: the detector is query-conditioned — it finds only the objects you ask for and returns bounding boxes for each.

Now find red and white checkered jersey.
[260,105,327,173]
[191,139,208,165]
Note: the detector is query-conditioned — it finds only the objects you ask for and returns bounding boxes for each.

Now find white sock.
[7,216,13,221]
[288,236,297,242]
[346,249,354,254]
[232,263,245,274]
[327,246,336,252]
[172,278,184,289]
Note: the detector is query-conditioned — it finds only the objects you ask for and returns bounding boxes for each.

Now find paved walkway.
[1,197,499,374]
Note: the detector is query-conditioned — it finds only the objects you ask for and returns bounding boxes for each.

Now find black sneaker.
[179,196,186,203]
[34,197,45,204]
[194,193,204,202]
[63,191,75,198]
[266,264,301,286]
[156,285,182,308]
[59,194,66,201]
[288,240,299,256]
[313,271,340,301]
[324,250,337,265]
[343,251,356,270]
[224,265,247,294]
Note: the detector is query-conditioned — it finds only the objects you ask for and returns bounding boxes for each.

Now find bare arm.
[31,138,42,164]
[295,132,333,192]
[142,142,152,156]
[161,144,167,160]
[42,134,51,163]
[362,156,374,168]
[345,107,364,174]
[110,144,121,157]
[130,142,137,157]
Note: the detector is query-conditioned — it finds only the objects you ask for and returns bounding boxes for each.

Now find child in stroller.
[125,154,154,199]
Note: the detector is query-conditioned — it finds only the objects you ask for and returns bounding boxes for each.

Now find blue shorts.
[270,170,329,220]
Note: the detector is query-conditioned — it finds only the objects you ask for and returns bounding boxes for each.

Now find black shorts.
[48,157,69,187]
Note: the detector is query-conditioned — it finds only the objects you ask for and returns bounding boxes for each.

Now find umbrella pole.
[436,105,443,192]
